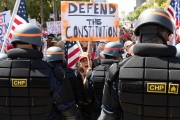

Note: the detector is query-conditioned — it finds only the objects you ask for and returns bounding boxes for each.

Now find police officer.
[0,23,75,120]
[45,46,81,119]
[45,46,84,115]
[86,42,124,119]
[98,8,179,120]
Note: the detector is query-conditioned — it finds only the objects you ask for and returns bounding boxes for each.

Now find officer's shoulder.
[93,65,101,70]
[64,67,75,72]
[107,57,132,82]
[86,69,93,79]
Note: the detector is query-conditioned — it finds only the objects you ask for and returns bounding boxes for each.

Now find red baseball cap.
[79,52,88,61]
[122,33,131,39]
[7,44,14,50]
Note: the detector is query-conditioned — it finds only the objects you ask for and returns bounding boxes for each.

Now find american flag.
[167,0,180,26]
[65,41,82,69]
[9,0,29,39]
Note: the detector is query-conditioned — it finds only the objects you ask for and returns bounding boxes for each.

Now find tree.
[127,0,169,21]
[155,0,168,6]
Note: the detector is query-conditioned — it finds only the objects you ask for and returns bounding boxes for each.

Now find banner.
[61,1,120,41]
[29,19,37,25]
[0,10,11,49]
[94,0,107,2]
[46,21,61,34]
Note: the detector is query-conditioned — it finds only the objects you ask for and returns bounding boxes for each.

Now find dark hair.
[12,41,39,50]
[48,34,55,38]
[104,55,116,59]
[12,41,29,48]
[140,25,169,44]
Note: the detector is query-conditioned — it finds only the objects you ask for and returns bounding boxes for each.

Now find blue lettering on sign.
[0,12,9,37]
[0,23,9,36]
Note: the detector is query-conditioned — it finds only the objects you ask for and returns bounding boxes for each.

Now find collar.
[133,43,176,57]
[101,59,119,65]
[7,48,43,59]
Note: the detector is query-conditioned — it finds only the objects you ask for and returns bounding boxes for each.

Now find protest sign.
[29,19,37,25]
[46,21,61,35]
[61,1,119,41]
[0,10,11,49]
[94,0,107,2]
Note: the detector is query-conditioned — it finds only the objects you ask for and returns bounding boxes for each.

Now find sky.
[107,0,136,17]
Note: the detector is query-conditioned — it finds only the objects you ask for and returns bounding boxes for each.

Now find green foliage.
[155,0,168,6]
[127,0,169,21]
[128,2,153,21]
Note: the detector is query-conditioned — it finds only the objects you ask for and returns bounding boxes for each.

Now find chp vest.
[119,44,180,120]
[91,59,117,107]
[0,49,51,120]
[91,65,109,107]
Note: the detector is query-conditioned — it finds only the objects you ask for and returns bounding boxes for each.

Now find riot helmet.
[44,46,64,62]
[134,8,173,44]
[102,42,124,58]
[134,8,173,36]
[11,23,43,47]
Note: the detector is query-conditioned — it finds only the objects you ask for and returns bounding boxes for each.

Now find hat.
[122,33,131,39]
[124,41,133,49]
[52,37,59,43]
[79,52,88,61]
[7,44,14,50]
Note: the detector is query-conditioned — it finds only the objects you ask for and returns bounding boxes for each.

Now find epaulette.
[107,56,132,82]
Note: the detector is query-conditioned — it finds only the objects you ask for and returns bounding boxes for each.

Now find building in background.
[136,0,146,7]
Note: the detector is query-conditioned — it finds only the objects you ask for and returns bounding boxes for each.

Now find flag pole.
[1,0,21,53]
[76,41,83,53]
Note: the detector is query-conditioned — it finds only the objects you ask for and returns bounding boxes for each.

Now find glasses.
[48,38,53,40]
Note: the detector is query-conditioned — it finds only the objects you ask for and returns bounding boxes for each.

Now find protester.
[47,34,55,48]
[93,42,106,67]
[123,40,134,58]
[56,40,65,51]
[98,8,178,120]
[77,52,89,81]
[75,52,96,120]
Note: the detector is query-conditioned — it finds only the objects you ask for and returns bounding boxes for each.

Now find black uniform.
[59,62,85,105]
[49,62,81,120]
[86,59,120,119]
[99,43,180,120]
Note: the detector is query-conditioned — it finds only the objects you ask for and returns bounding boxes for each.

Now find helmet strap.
[32,45,38,50]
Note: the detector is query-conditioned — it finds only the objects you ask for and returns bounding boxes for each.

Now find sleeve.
[98,74,122,120]
[85,70,94,102]
[50,70,75,110]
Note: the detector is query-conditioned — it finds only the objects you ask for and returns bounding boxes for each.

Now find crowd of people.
[0,8,180,120]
